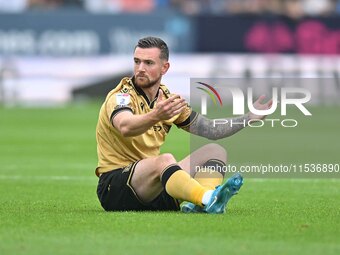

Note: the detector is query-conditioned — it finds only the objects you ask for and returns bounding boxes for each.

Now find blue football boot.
[204,173,243,214]
[180,201,204,213]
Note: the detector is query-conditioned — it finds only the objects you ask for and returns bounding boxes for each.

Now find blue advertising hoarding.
[0,11,193,56]
[1,11,340,56]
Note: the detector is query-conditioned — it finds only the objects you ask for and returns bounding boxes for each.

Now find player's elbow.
[208,136,220,141]
[200,132,227,140]
[205,135,221,141]
[119,125,135,137]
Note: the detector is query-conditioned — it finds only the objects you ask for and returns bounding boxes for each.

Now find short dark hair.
[135,36,169,61]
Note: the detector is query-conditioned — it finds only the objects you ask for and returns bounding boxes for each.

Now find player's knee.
[203,143,227,162]
[156,153,177,171]
[158,153,177,165]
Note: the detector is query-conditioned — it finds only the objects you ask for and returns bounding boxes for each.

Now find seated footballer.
[95,36,272,213]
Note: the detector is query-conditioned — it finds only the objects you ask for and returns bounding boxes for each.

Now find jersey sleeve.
[106,92,135,123]
[174,105,198,129]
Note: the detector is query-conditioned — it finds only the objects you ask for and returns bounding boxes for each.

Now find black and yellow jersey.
[95,77,197,176]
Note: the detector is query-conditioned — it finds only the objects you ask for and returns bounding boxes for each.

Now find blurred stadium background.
[1,0,340,106]
[1,2,340,255]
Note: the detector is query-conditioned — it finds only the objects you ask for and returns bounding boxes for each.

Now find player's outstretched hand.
[248,95,273,121]
[154,89,187,120]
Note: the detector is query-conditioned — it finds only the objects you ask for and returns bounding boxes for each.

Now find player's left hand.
[247,95,273,121]
[154,90,187,120]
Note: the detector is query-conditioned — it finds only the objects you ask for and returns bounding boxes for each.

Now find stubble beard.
[135,75,161,89]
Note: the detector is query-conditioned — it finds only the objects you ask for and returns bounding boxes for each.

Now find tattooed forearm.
[185,114,250,140]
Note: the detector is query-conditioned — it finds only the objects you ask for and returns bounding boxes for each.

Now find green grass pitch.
[0,102,339,255]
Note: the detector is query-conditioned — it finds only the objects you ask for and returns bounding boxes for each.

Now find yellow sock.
[164,170,209,206]
[194,170,223,190]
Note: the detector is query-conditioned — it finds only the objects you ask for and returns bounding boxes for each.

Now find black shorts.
[97,162,180,211]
